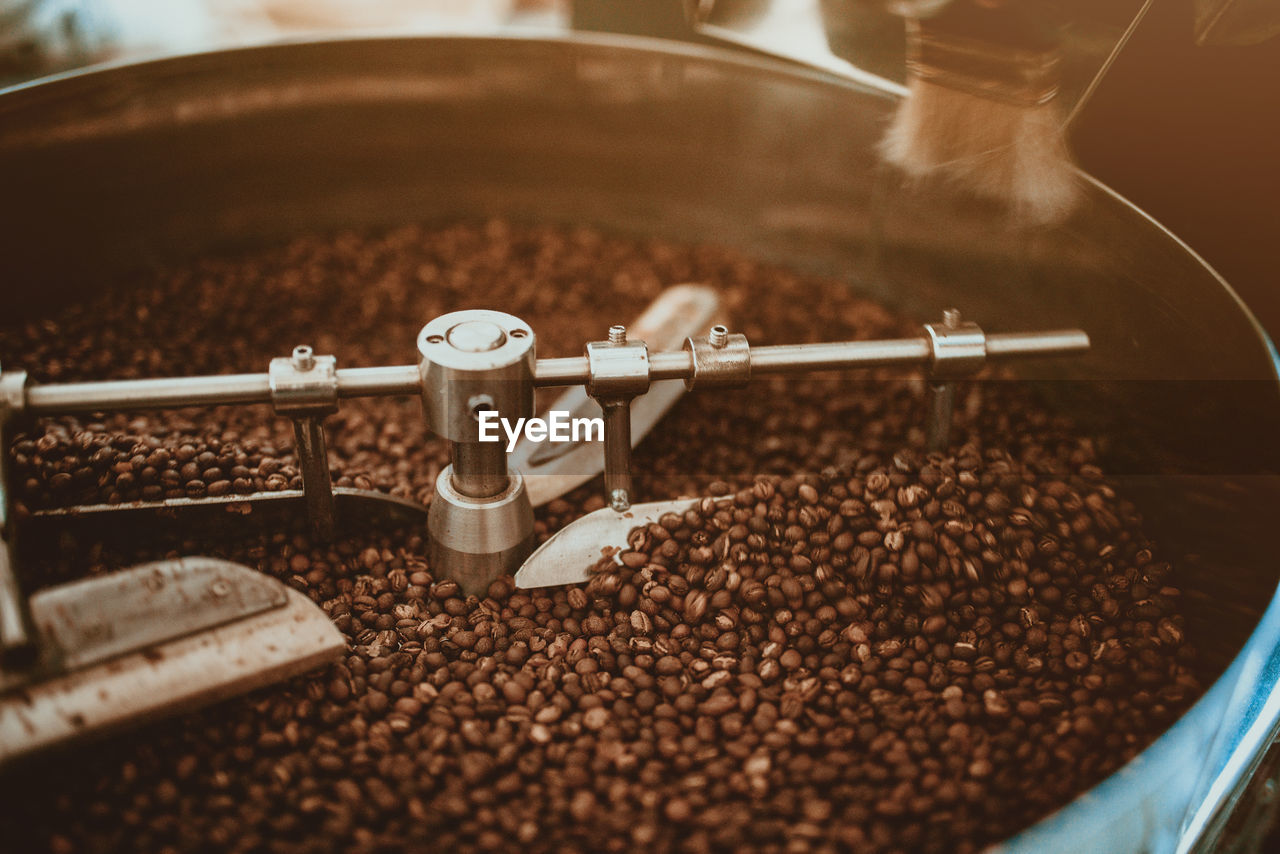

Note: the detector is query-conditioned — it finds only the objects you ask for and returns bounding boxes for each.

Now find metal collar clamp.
[268,345,339,538]
[923,310,986,452]
[268,346,338,416]
[586,326,651,400]
[585,326,651,512]
[924,310,986,380]
[684,325,750,390]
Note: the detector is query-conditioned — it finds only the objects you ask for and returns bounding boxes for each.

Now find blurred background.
[1,0,1277,333]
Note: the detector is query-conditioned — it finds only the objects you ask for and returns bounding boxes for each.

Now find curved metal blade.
[514,495,730,589]
[515,284,723,507]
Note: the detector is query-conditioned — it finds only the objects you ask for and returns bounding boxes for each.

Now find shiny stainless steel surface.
[13,327,1090,412]
[0,33,1278,852]
[0,369,36,664]
[0,558,345,766]
[516,284,722,507]
[2,557,286,688]
[514,494,733,590]
[417,309,538,584]
[428,467,534,597]
[269,347,340,535]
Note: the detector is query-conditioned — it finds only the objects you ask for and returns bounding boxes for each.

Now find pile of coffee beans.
[0,221,1200,853]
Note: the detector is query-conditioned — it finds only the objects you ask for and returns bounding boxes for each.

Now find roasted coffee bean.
[1,221,1201,854]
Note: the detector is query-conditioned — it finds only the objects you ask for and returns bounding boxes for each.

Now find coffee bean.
[1,220,1201,854]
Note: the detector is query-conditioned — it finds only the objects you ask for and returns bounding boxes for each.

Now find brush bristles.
[879,77,1082,227]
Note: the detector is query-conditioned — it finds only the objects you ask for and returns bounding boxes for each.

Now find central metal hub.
[416,309,537,595]
[417,310,536,444]
[448,320,507,353]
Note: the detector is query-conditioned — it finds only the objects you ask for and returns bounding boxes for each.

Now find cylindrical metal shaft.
[26,373,273,413]
[451,441,511,499]
[0,545,36,668]
[17,329,1090,413]
[337,365,423,397]
[292,417,336,540]
[749,339,933,374]
[537,329,1088,385]
[600,400,633,511]
[417,311,538,594]
[0,418,38,667]
[926,381,957,452]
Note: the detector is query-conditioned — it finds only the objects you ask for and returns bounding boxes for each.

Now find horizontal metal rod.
[25,373,273,413]
[19,330,1089,414]
[335,365,421,397]
[984,329,1091,358]
[529,329,1089,386]
[749,339,933,374]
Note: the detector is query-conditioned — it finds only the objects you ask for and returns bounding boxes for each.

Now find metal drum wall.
[1,34,1279,852]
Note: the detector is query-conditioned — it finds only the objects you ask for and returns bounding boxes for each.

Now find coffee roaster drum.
[2,35,1279,852]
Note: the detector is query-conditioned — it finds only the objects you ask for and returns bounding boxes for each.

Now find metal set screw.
[292,345,315,372]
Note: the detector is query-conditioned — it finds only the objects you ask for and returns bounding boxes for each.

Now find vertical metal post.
[585,325,651,513]
[451,440,510,499]
[925,380,957,453]
[418,311,537,595]
[269,346,339,541]
[0,368,38,668]
[923,309,987,453]
[291,416,335,539]
[600,399,634,511]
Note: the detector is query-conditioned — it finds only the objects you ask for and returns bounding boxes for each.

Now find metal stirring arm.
[14,321,1088,412]
[1,307,1090,602]
[580,310,1086,511]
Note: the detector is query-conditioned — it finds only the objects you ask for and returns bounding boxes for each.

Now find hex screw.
[709,325,729,348]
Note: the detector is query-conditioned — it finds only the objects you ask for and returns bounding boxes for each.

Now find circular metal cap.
[448,320,507,352]
[417,309,534,371]
[416,309,536,442]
